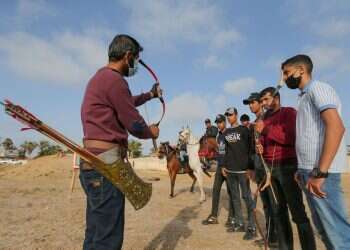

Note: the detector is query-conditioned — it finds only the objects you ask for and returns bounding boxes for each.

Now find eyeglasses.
[225,113,234,117]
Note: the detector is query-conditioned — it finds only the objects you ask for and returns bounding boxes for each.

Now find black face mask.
[285,74,301,89]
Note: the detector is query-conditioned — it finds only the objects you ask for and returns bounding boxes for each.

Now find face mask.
[285,72,301,89]
[127,58,139,77]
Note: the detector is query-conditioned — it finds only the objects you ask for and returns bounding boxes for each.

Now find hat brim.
[243,99,250,105]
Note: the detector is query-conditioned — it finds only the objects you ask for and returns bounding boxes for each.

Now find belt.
[81,140,128,171]
[83,139,121,150]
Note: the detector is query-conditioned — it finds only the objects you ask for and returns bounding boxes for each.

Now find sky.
[0,0,349,154]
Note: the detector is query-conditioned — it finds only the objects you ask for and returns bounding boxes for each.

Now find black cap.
[225,107,238,116]
[240,114,250,122]
[243,92,260,105]
[205,118,211,123]
[215,114,226,123]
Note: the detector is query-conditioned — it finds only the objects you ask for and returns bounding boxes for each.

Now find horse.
[157,142,197,198]
[178,127,207,203]
[198,135,219,173]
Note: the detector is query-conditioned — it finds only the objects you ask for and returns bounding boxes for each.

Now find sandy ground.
[1,155,349,250]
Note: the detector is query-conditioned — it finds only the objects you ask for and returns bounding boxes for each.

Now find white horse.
[178,127,206,203]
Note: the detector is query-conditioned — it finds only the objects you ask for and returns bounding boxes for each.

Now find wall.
[130,156,167,171]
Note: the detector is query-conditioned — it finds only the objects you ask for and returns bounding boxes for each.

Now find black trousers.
[254,154,277,243]
[264,163,316,250]
[226,172,255,229]
[210,166,234,219]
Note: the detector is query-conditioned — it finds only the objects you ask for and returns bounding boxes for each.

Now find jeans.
[210,166,235,219]
[268,164,316,250]
[80,169,125,250]
[79,147,126,250]
[299,169,350,250]
[179,150,186,162]
[226,172,255,229]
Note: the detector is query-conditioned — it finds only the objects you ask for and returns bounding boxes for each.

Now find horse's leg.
[169,170,177,198]
[193,167,206,203]
[188,169,197,193]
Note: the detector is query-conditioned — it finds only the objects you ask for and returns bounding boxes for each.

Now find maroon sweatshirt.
[81,67,153,150]
[259,107,297,165]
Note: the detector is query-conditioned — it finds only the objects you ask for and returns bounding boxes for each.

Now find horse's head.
[178,127,191,144]
[157,141,170,159]
[198,136,218,162]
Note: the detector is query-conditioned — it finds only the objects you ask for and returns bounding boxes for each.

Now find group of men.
[79,33,349,250]
[202,55,350,249]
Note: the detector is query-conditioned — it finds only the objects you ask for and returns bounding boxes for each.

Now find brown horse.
[198,136,218,172]
[158,142,197,198]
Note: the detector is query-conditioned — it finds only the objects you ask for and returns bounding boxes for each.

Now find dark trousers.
[254,155,277,243]
[210,166,235,218]
[226,172,255,229]
[267,164,316,250]
[80,169,125,250]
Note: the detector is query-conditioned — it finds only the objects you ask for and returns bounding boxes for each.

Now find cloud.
[17,0,56,19]
[121,0,242,68]
[0,30,109,85]
[165,92,209,123]
[312,18,350,39]
[301,45,350,84]
[199,55,225,69]
[305,46,345,70]
[223,77,257,96]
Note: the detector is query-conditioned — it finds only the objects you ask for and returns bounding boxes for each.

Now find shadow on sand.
[144,204,201,250]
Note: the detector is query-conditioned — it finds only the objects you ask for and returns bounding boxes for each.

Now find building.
[0,146,19,159]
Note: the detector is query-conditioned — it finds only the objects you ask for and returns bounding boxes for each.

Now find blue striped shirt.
[296,80,348,173]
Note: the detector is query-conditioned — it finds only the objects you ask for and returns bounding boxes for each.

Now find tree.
[39,140,62,156]
[2,138,16,150]
[128,140,142,158]
[20,141,38,156]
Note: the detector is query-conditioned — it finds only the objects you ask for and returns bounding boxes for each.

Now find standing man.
[256,87,316,250]
[222,107,257,240]
[80,34,160,250]
[281,54,350,249]
[205,118,219,138]
[202,114,235,227]
[243,92,277,246]
[240,114,251,128]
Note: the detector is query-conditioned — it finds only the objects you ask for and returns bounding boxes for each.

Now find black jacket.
[223,125,252,172]
[216,130,226,167]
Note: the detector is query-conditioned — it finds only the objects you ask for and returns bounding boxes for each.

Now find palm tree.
[128,140,143,158]
[2,138,16,150]
[20,141,38,156]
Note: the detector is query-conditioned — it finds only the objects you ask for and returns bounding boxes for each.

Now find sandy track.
[1,155,349,249]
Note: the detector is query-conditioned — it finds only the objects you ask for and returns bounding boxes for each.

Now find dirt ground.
[1,155,349,250]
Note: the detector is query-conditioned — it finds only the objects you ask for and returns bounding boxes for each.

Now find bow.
[139,59,165,151]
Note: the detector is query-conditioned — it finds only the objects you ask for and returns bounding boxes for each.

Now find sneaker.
[227,223,245,232]
[243,228,257,240]
[225,217,235,228]
[202,215,218,225]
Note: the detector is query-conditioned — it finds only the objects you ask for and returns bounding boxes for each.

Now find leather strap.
[83,139,122,150]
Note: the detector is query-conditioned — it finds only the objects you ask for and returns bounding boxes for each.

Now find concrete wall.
[130,156,167,171]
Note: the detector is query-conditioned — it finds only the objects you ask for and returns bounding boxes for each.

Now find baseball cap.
[225,107,238,116]
[240,114,250,122]
[215,114,226,123]
[243,92,260,105]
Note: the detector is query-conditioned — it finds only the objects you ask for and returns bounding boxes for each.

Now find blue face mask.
[127,58,139,77]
